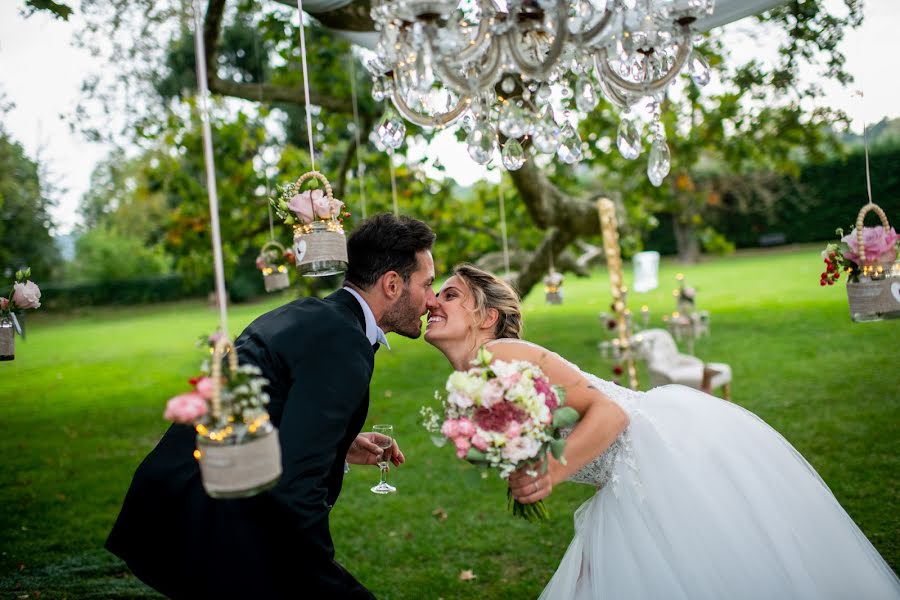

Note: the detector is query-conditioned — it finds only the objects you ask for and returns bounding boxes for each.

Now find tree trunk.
[672,215,701,263]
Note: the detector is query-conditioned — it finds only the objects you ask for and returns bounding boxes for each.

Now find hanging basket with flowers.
[1,267,42,361]
[543,270,564,304]
[164,336,282,498]
[272,170,348,277]
[821,202,900,322]
[256,240,293,292]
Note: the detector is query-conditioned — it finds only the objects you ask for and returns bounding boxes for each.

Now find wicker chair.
[638,328,731,400]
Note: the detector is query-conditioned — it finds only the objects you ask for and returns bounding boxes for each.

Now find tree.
[71,0,863,296]
[0,123,61,280]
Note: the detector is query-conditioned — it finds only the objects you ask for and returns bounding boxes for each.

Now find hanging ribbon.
[389,149,399,216]
[295,0,317,171]
[498,180,510,277]
[349,53,368,219]
[192,0,229,337]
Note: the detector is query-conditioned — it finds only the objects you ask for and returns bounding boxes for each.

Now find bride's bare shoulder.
[484,339,557,364]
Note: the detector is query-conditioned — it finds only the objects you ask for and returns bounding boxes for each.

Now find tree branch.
[271,0,377,32]
[204,0,354,113]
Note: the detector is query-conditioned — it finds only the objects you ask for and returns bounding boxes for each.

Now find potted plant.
[1,267,42,361]
[272,170,348,277]
[820,202,900,322]
[164,336,282,497]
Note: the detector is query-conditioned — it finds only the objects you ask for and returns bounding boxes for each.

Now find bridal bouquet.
[422,347,580,521]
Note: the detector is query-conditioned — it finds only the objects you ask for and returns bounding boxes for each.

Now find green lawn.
[1,246,897,599]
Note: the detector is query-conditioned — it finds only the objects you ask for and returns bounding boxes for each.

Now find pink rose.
[505,421,521,439]
[842,226,900,265]
[287,190,344,224]
[471,433,489,451]
[193,376,215,400]
[501,435,541,463]
[457,418,476,438]
[208,331,226,345]
[12,281,41,309]
[0,297,7,311]
[441,419,460,438]
[164,392,208,424]
[454,436,471,459]
[256,256,267,270]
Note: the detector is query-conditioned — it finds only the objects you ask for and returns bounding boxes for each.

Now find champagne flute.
[370,424,397,494]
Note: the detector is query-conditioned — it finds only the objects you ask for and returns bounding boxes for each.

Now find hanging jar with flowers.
[164,336,282,498]
[820,202,900,322]
[272,170,348,277]
[255,241,293,292]
[1,267,42,361]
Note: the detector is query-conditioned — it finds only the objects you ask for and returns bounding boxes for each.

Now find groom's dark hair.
[345,213,436,290]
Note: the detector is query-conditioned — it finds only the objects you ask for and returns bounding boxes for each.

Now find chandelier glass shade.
[366,0,715,184]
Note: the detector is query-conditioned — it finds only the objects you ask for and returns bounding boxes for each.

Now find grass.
[0,245,897,599]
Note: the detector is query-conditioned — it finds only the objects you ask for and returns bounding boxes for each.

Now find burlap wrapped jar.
[196,337,282,498]
[289,171,348,277]
[258,240,291,292]
[845,203,900,322]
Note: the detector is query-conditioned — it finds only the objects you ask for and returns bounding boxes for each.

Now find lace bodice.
[487,339,643,489]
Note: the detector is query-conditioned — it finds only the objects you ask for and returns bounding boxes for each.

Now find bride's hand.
[508,461,553,504]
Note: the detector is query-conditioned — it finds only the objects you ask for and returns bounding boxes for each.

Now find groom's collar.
[342,286,391,350]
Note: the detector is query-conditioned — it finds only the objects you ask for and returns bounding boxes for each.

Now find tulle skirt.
[539,385,900,599]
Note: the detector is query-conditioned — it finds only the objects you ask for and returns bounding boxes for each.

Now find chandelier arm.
[433,39,503,95]
[389,87,471,127]
[593,61,632,108]
[579,8,615,47]
[452,5,495,64]
[502,0,570,81]
[594,27,692,95]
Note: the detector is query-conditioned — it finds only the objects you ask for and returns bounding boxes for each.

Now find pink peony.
[533,377,558,411]
[499,372,521,389]
[471,433,489,451]
[164,392,208,424]
[457,418,476,438]
[454,436,471,459]
[287,189,344,224]
[441,419,460,438]
[193,376,215,400]
[12,281,41,309]
[501,435,541,463]
[0,297,7,311]
[842,226,900,265]
[474,401,526,432]
[480,380,505,408]
[505,421,521,439]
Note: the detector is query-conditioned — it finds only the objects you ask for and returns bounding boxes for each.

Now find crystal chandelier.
[366,0,714,185]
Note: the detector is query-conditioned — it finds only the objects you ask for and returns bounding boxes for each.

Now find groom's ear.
[480,307,500,331]
[379,270,403,300]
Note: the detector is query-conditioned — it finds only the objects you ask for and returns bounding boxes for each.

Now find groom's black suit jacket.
[106,289,377,599]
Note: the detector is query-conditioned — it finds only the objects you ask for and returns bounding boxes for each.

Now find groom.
[106,214,437,599]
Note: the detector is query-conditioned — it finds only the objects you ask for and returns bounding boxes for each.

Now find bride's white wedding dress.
[541,367,900,599]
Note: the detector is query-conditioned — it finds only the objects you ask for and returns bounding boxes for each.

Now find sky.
[1,0,899,236]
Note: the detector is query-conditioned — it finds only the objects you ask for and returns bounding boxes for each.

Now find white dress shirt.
[342,286,390,350]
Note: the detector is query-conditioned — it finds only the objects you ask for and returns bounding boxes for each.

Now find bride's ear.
[480,307,500,332]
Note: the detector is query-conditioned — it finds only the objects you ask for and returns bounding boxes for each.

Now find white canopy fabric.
[297,0,789,48]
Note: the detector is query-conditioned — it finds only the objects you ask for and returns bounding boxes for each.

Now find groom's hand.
[346,433,406,467]
[508,462,553,504]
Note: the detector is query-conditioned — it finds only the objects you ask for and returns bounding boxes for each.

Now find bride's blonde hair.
[452,263,523,340]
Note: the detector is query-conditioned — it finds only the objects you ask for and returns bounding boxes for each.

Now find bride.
[423,264,899,599]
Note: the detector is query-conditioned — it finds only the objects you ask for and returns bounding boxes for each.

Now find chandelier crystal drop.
[368,0,715,182]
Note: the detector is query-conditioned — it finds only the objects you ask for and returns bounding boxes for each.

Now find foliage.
[0,248,896,598]
[0,125,61,280]
[21,0,73,20]
[38,274,189,308]
[67,227,171,282]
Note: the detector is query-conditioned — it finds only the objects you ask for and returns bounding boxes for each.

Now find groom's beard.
[382,286,423,339]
